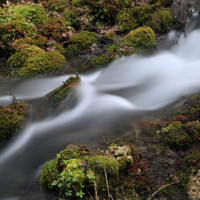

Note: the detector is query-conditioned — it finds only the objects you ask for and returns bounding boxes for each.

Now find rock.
[187,169,200,200]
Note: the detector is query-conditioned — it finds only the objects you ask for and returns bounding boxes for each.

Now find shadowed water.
[0,26,200,199]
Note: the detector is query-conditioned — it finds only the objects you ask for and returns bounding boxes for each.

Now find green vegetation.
[62,8,79,27]
[40,17,66,39]
[103,29,116,43]
[18,51,66,77]
[46,76,81,108]
[149,0,173,7]
[48,42,65,55]
[66,31,98,54]
[45,0,68,12]
[123,26,156,51]
[70,0,85,7]
[0,102,28,142]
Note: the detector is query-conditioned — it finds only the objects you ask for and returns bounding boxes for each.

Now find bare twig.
[6,91,18,104]
[147,182,177,200]
[84,54,92,65]
[103,165,110,200]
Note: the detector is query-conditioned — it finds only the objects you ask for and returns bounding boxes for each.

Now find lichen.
[123,26,156,52]
[18,51,66,77]
[0,101,28,142]
[66,31,98,54]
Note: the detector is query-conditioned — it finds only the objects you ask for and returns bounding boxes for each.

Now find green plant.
[45,0,68,11]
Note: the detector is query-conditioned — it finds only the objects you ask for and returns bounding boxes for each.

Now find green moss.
[184,149,200,165]
[115,8,138,31]
[0,101,28,141]
[182,121,200,141]
[103,29,116,43]
[41,17,66,39]
[9,3,48,25]
[86,155,119,191]
[148,9,173,33]
[0,9,26,23]
[62,8,79,27]
[39,158,60,190]
[71,0,85,7]
[0,20,38,50]
[48,42,65,55]
[66,31,98,54]
[46,76,81,108]
[7,44,45,67]
[18,51,66,77]
[13,35,48,49]
[163,122,193,147]
[123,26,156,52]
[45,0,68,11]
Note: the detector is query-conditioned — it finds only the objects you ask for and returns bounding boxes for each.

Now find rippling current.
[1,16,200,199]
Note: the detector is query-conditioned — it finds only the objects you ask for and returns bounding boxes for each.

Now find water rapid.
[1,26,200,199]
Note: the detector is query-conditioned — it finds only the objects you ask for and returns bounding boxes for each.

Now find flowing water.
[1,13,200,200]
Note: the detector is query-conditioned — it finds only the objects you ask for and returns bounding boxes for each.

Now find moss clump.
[39,159,60,190]
[70,0,85,7]
[0,9,26,23]
[9,3,48,25]
[45,0,68,12]
[18,51,66,77]
[13,35,48,49]
[0,20,38,50]
[7,44,45,67]
[163,122,193,147]
[123,26,156,52]
[182,121,200,141]
[148,9,173,33]
[62,8,79,27]
[48,42,65,55]
[184,149,200,165]
[0,101,28,142]
[66,31,98,54]
[46,76,81,108]
[86,155,119,191]
[40,17,66,39]
[103,29,116,43]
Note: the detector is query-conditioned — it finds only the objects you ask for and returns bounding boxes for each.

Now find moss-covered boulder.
[148,9,173,33]
[66,31,98,54]
[18,51,66,77]
[115,8,138,31]
[13,35,48,49]
[103,29,116,43]
[46,76,81,108]
[40,17,66,39]
[163,122,193,147]
[0,101,28,142]
[0,20,38,50]
[47,42,65,55]
[123,26,156,52]
[62,8,79,27]
[8,3,48,25]
[7,44,46,67]
[45,0,68,12]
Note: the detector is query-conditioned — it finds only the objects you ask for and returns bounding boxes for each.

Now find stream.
[1,12,200,200]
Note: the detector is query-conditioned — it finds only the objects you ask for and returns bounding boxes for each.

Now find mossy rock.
[45,0,68,12]
[39,158,60,190]
[70,0,85,7]
[40,17,66,40]
[123,26,156,52]
[0,20,38,50]
[149,0,173,7]
[13,35,48,49]
[184,149,200,165]
[0,101,28,141]
[18,51,66,77]
[46,76,81,108]
[7,44,45,67]
[147,9,173,33]
[115,8,138,31]
[163,121,193,147]
[182,121,200,141]
[175,93,200,118]
[48,42,65,55]
[0,9,26,23]
[86,155,119,191]
[66,31,98,54]
[62,8,79,27]
[103,29,116,43]
[9,3,48,25]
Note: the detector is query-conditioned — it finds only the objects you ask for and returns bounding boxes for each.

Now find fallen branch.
[6,91,18,104]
